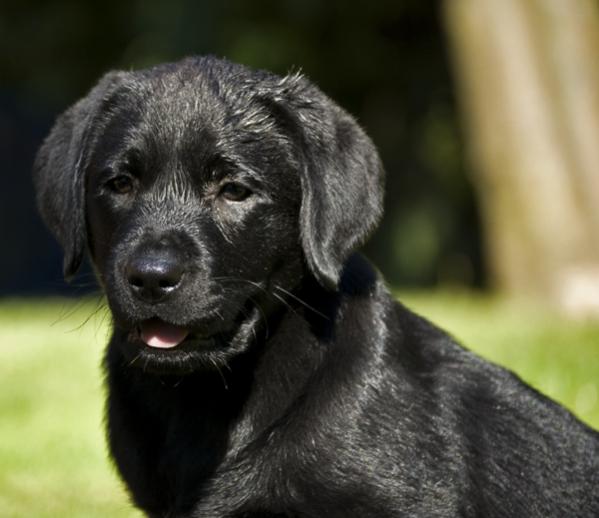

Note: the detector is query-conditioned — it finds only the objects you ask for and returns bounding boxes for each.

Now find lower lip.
[128,329,215,350]
[143,335,215,351]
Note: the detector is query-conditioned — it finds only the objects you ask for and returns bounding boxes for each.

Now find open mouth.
[129,317,215,350]
[118,300,263,374]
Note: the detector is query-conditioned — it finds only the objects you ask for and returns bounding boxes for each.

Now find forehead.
[126,68,285,159]
[97,66,290,176]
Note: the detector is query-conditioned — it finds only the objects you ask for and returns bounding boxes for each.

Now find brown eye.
[219,182,251,202]
[106,175,134,195]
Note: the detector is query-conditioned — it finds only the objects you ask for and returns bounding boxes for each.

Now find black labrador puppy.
[34,56,599,517]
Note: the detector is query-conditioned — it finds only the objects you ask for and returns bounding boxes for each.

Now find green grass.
[0,299,142,518]
[0,293,598,516]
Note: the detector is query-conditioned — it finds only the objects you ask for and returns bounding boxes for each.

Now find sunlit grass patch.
[0,298,142,518]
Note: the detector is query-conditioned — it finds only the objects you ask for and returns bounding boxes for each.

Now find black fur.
[34,56,599,517]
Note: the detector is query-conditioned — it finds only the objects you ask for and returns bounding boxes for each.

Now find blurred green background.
[2,0,479,292]
[2,0,599,515]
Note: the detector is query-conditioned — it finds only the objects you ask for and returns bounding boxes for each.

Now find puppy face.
[34,57,384,374]
[86,71,303,372]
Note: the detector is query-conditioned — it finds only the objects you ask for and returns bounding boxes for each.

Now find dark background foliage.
[1,0,482,295]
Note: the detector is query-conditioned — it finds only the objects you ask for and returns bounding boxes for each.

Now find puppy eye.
[219,182,252,202]
[106,175,135,195]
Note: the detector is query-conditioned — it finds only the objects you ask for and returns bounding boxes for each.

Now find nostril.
[158,277,179,289]
[129,275,144,288]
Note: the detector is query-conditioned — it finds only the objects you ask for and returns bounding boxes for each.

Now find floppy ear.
[261,74,385,290]
[33,71,128,280]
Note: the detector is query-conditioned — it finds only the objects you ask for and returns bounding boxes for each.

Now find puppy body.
[34,57,599,517]
[107,261,599,517]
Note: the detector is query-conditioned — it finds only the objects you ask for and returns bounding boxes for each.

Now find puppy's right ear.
[33,71,128,281]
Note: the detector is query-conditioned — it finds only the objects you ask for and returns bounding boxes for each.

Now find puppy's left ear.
[33,71,128,280]
[261,74,385,290]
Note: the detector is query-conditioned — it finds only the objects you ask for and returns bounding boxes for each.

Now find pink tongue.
[140,320,189,349]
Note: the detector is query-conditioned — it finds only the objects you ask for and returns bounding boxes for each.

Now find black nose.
[125,248,184,303]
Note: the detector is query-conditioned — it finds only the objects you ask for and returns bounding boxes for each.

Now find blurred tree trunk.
[444,0,599,316]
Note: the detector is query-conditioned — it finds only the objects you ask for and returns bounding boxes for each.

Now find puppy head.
[34,57,384,374]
